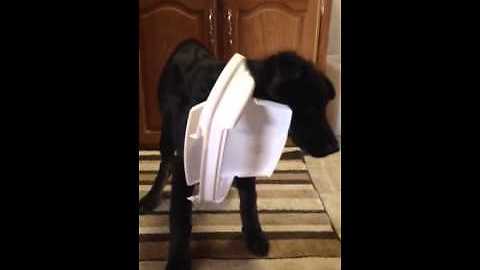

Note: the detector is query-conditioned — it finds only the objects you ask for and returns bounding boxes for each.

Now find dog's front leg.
[235,177,270,256]
[166,158,194,270]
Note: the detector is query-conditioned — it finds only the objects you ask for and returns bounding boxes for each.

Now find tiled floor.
[305,151,341,238]
[139,149,341,270]
[140,257,340,270]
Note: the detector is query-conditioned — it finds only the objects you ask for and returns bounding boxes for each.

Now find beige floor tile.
[305,151,341,238]
[140,257,340,270]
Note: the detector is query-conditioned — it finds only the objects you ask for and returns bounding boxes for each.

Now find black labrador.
[139,39,339,270]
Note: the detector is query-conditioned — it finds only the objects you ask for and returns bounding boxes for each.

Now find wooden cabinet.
[220,0,327,65]
[139,0,215,149]
[139,0,331,149]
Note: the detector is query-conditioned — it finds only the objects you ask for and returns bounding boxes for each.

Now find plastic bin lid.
[184,53,292,204]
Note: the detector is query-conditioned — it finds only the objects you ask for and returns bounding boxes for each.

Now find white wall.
[325,0,341,137]
[327,0,341,56]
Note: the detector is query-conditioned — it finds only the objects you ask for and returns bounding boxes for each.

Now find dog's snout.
[306,141,339,158]
[325,142,339,155]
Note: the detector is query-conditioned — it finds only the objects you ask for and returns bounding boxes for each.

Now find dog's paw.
[165,257,192,270]
[139,193,160,214]
[243,228,270,257]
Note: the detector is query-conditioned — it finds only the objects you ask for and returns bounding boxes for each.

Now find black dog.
[139,39,339,270]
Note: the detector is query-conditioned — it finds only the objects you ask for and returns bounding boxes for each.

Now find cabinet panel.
[139,0,214,149]
[222,0,328,67]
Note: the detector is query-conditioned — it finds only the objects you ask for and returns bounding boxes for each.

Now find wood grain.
[139,0,214,149]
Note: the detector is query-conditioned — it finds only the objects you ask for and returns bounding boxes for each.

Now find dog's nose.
[325,142,339,155]
[308,142,340,158]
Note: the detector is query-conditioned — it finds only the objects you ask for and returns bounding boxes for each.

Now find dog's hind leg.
[139,112,175,214]
[235,177,270,256]
[166,158,194,270]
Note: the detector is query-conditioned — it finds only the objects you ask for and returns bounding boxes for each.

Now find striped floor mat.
[139,147,341,261]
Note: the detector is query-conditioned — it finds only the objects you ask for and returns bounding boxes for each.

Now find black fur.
[139,39,339,270]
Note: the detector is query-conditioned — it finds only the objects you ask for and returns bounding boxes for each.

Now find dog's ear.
[247,53,306,83]
[247,54,309,101]
[274,52,307,80]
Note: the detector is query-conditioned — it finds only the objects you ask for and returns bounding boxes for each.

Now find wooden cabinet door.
[139,0,216,149]
[221,0,330,70]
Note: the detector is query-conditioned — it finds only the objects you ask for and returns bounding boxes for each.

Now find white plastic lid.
[184,53,292,204]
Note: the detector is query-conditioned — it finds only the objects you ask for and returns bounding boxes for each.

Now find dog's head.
[247,52,339,157]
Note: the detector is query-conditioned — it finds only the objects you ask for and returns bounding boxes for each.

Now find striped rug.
[139,147,341,262]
